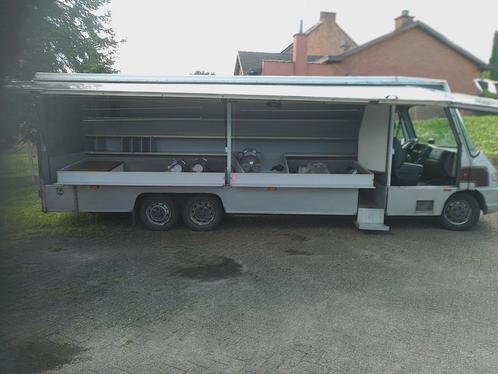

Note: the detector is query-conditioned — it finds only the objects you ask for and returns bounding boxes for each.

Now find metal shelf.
[83,117,356,123]
[85,151,225,157]
[85,134,355,141]
[86,134,224,139]
[83,117,221,123]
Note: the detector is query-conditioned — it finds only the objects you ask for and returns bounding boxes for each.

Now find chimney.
[320,11,336,23]
[293,20,308,75]
[395,10,414,29]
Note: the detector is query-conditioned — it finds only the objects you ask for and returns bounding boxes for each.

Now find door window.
[394,111,407,143]
[409,106,457,148]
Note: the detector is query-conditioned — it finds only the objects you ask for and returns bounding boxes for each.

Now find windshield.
[456,111,479,157]
[456,110,498,158]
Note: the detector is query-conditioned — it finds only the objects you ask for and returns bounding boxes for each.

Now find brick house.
[234,11,489,94]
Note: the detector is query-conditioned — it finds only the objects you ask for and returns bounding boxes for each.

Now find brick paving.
[1,213,498,373]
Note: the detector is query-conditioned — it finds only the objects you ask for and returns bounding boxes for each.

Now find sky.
[110,0,498,76]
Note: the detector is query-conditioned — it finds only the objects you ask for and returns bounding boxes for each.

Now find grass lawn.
[0,150,38,178]
[0,184,128,240]
[0,151,126,240]
[462,116,498,157]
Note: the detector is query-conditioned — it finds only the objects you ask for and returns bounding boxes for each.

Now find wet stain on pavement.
[0,339,84,374]
[48,247,69,253]
[287,234,311,242]
[175,257,243,281]
[285,249,313,256]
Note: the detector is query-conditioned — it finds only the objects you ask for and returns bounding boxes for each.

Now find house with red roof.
[234,11,489,94]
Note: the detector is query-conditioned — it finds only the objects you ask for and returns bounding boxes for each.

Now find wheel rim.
[190,200,216,226]
[443,199,472,226]
[145,202,171,225]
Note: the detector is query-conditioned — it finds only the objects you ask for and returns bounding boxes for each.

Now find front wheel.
[182,195,224,231]
[138,195,180,231]
[440,193,480,231]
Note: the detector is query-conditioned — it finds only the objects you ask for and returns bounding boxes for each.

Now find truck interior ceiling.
[393,105,460,187]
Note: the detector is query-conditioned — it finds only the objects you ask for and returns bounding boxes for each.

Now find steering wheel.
[402,139,417,153]
[401,139,418,163]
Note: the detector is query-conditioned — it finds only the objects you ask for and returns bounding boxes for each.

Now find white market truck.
[14,73,498,231]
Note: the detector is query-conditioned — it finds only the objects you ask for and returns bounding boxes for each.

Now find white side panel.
[57,171,226,187]
[71,185,360,215]
[221,188,360,215]
[230,172,374,189]
[387,186,458,216]
[357,104,390,172]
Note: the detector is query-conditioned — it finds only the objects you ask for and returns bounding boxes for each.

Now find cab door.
[387,105,461,216]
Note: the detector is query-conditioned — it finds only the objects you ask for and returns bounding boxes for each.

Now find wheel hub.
[146,202,171,225]
[444,200,471,225]
[191,201,215,225]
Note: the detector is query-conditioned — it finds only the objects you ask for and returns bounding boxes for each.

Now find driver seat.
[391,138,423,186]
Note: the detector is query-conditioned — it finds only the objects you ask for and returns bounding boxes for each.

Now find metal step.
[354,207,390,231]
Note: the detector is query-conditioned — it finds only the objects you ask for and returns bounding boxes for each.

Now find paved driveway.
[1,214,498,373]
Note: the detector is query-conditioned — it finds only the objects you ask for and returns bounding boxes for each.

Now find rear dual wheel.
[138,194,223,231]
[182,195,224,231]
[139,195,180,231]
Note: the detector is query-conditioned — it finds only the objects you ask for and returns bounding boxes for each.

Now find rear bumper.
[480,188,498,214]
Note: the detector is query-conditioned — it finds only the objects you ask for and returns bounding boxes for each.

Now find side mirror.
[428,138,436,145]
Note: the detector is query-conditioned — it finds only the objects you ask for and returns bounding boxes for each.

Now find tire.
[182,195,224,231]
[440,193,480,231]
[138,195,180,231]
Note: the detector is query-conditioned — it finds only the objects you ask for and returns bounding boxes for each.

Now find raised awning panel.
[10,81,457,102]
[32,72,448,88]
[14,75,498,113]
[444,92,498,114]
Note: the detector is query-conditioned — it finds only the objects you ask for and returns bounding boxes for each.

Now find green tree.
[3,0,119,81]
[490,31,498,81]
[0,0,120,148]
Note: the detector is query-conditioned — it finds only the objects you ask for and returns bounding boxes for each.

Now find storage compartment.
[49,96,374,190]
[43,184,77,212]
[63,156,226,173]
[50,97,228,187]
[230,154,373,189]
[285,156,369,175]
[57,156,226,186]
[227,100,372,189]
[68,160,124,172]
[230,100,364,173]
